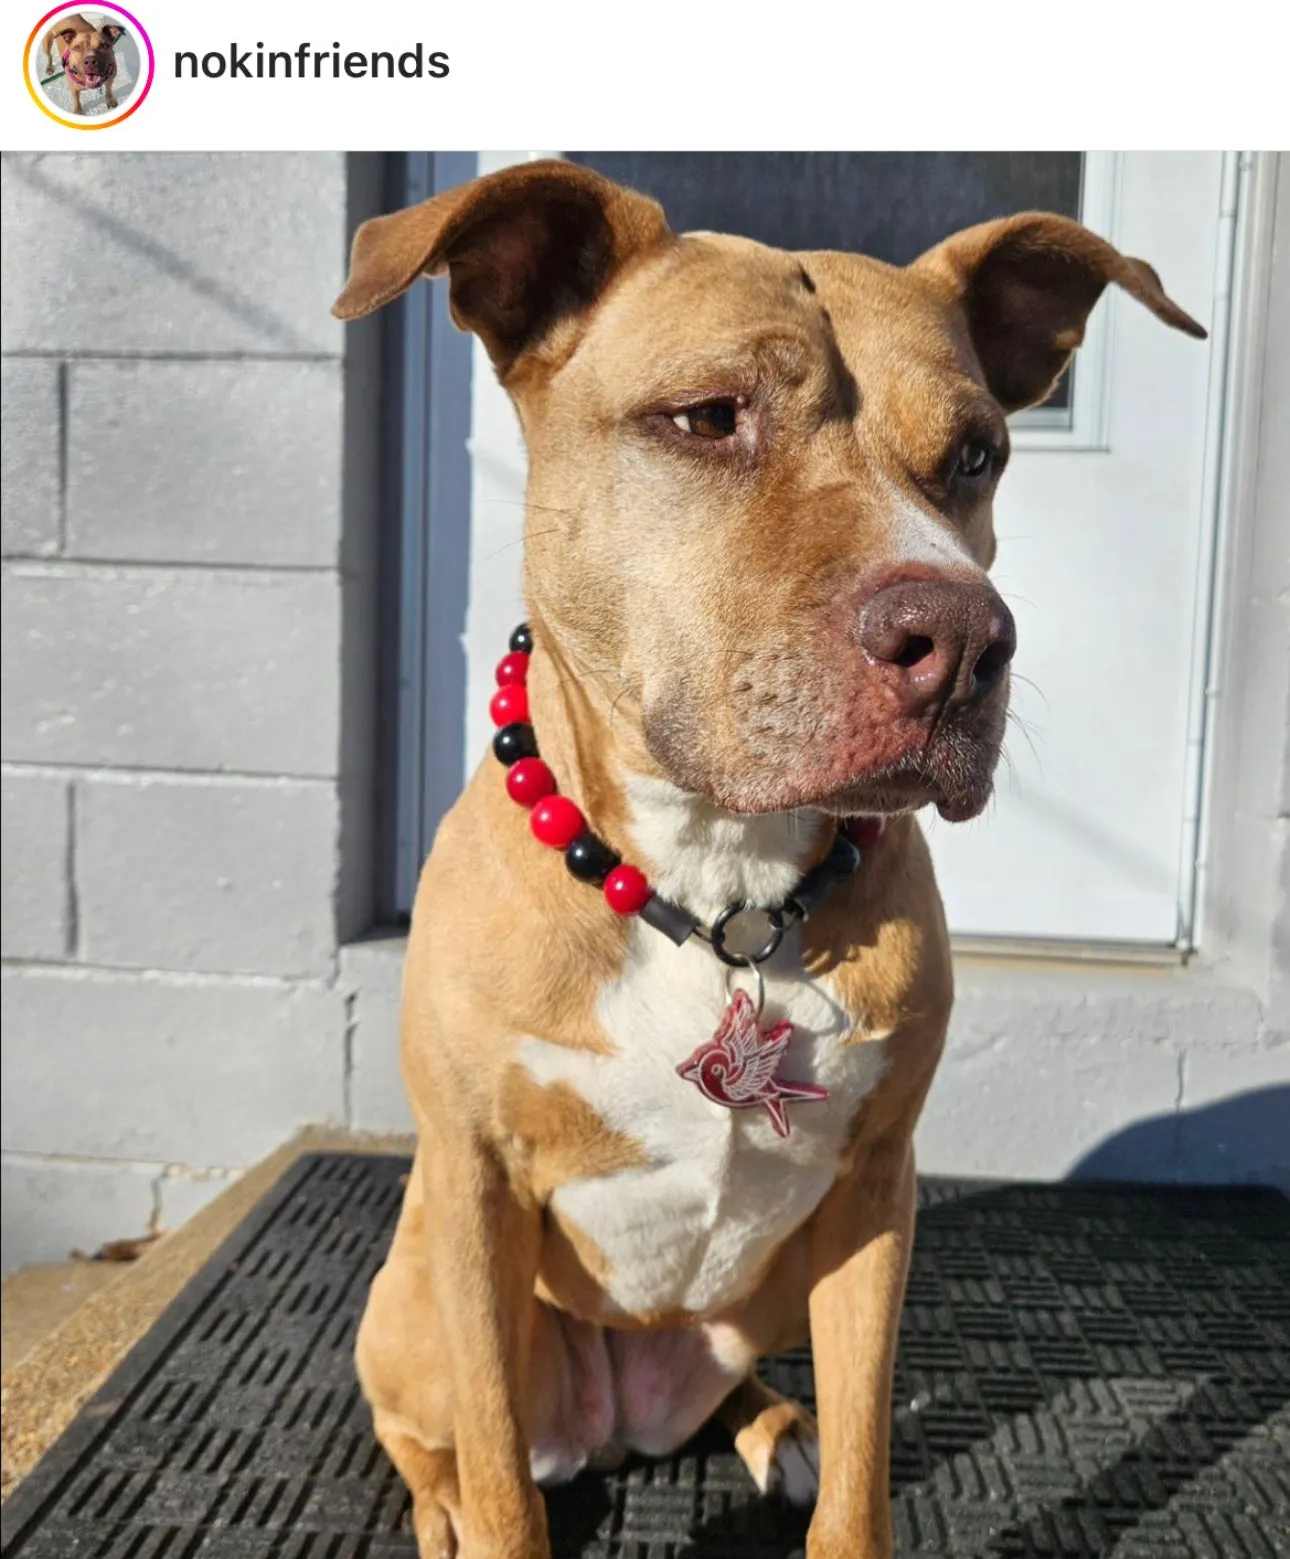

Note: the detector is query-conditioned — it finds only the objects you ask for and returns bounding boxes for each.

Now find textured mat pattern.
[3,1154,1287,1558]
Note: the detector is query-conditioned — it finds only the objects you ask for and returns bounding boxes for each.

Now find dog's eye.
[671,400,739,439]
[956,439,994,480]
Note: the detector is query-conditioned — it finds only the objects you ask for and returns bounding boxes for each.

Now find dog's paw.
[408,1500,457,1559]
[735,1395,820,1508]
[529,1435,591,1489]
[766,1415,820,1506]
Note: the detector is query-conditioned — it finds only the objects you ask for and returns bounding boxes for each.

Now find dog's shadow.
[669,1437,813,1559]
[544,1421,812,1559]
[543,1475,619,1556]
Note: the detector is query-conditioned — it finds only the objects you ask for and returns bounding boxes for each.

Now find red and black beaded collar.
[490,623,880,970]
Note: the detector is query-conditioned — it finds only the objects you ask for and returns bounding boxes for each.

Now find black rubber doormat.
[3,1154,1288,1559]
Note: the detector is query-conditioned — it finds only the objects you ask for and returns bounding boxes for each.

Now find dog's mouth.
[796,745,999,823]
[643,662,1009,824]
[76,57,110,84]
[817,764,995,823]
[673,726,1004,823]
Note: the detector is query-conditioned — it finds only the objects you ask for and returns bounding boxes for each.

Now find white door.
[451,152,1231,947]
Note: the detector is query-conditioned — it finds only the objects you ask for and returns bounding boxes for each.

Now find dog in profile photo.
[41,14,123,114]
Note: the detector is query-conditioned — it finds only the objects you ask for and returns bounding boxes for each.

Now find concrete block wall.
[0,152,387,1272]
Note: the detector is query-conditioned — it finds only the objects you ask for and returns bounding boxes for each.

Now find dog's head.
[51,16,121,86]
[335,162,1205,822]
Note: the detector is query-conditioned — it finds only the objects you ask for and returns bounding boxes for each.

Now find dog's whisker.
[482,537,529,561]
[1004,709,1044,771]
[995,588,1040,613]
[478,498,582,519]
[482,527,565,562]
[1008,671,1050,710]
[607,685,633,731]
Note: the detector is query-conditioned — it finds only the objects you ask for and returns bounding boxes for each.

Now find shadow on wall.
[1068,1085,1290,1192]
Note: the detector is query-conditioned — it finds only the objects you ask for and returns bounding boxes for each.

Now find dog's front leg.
[419,1132,549,1559]
[805,1137,916,1559]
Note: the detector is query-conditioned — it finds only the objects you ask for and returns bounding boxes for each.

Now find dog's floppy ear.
[99,23,124,42]
[332,159,672,378]
[912,213,1208,412]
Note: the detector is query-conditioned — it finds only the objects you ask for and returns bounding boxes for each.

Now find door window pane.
[566,152,1083,409]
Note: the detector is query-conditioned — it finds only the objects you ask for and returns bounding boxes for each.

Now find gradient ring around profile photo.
[24,3,154,129]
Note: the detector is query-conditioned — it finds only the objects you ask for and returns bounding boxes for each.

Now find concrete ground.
[0,1127,414,1502]
[3,1260,121,1366]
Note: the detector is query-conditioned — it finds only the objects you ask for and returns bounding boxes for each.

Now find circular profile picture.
[25,4,154,129]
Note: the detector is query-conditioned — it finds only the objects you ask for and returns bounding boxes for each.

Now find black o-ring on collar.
[704,903,787,968]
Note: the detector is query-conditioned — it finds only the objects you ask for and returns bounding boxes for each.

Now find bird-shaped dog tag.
[676,988,828,1138]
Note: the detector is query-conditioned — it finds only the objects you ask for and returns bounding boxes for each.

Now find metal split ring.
[724,957,767,1018]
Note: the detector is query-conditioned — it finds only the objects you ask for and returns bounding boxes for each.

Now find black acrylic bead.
[509,622,534,654]
[492,722,537,766]
[564,831,621,885]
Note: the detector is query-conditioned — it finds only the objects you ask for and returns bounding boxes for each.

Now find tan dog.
[332,161,1205,1559]
[42,14,121,114]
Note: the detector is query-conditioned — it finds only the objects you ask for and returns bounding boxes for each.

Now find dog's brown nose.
[858,579,1016,713]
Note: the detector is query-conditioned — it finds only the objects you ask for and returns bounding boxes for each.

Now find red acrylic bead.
[489,685,529,727]
[496,651,530,688]
[506,757,555,808]
[530,795,585,850]
[603,864,653,916]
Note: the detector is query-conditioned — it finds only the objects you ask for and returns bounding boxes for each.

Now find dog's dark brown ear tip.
[1124,256,1208,340]
[1178,310,1209,341]
[1145,297,1208,341]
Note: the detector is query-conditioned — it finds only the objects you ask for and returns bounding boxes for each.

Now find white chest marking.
[519,769,888,1318]
[520,928,887,1318]
[620,771,818,924]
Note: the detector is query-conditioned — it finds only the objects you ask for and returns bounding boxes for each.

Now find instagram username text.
[175,43,450,80]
